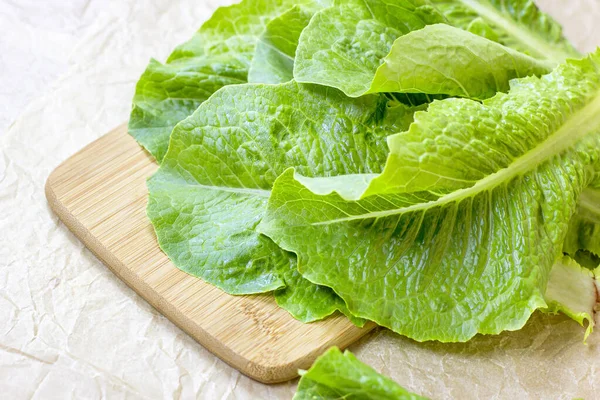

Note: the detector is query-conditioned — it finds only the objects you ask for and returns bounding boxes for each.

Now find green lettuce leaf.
[147,81,418,322]
[258,52,600,341]
[544,256,598,339]
[129,0,309,162]
[294,0,554,99]
[293,0,442,96]
[294,347,426,400]
[430,0,580,62]
[248,2,330,84]
[364,24,551,100]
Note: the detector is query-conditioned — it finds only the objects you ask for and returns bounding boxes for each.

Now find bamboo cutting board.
[45,124,375,384]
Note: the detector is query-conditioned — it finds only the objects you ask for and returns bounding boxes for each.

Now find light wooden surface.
[45,124,375,384]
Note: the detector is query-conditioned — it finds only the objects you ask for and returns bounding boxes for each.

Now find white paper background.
[1,1,599,398]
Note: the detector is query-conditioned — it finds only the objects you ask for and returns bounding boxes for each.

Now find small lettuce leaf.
[147,81,417,322]
[430,0,580,63]
[544,256,598,339]
[258,53,600,341]
[129,0,309,161]
[366,24,551,99]
[294,0,552,99]
[248,2,330,84]
[564,188,600,258]
[294,347,426,400]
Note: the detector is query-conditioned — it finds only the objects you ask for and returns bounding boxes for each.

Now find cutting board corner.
[45,124,373,384]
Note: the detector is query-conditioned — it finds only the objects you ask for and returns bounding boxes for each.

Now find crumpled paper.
[1,0,599,398]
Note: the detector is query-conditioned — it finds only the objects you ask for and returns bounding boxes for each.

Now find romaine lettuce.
[147,81,417,321]
[129,0,314,161]
[295,347,426,400]
[131,0,600,338]
[258,52,600,341]
[544,256,598,339]
[248,2,330,84]
[294,0,553,98]
[430,0,580,62]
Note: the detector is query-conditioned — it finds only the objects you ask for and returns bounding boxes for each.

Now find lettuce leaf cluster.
[129,0,600,342]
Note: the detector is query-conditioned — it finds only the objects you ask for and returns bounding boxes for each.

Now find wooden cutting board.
[45,124,375,384]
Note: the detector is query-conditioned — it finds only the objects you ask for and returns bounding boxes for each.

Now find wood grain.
[45,124,375,383]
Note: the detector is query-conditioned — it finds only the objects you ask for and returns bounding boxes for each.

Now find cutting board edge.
[44,128,376,384]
